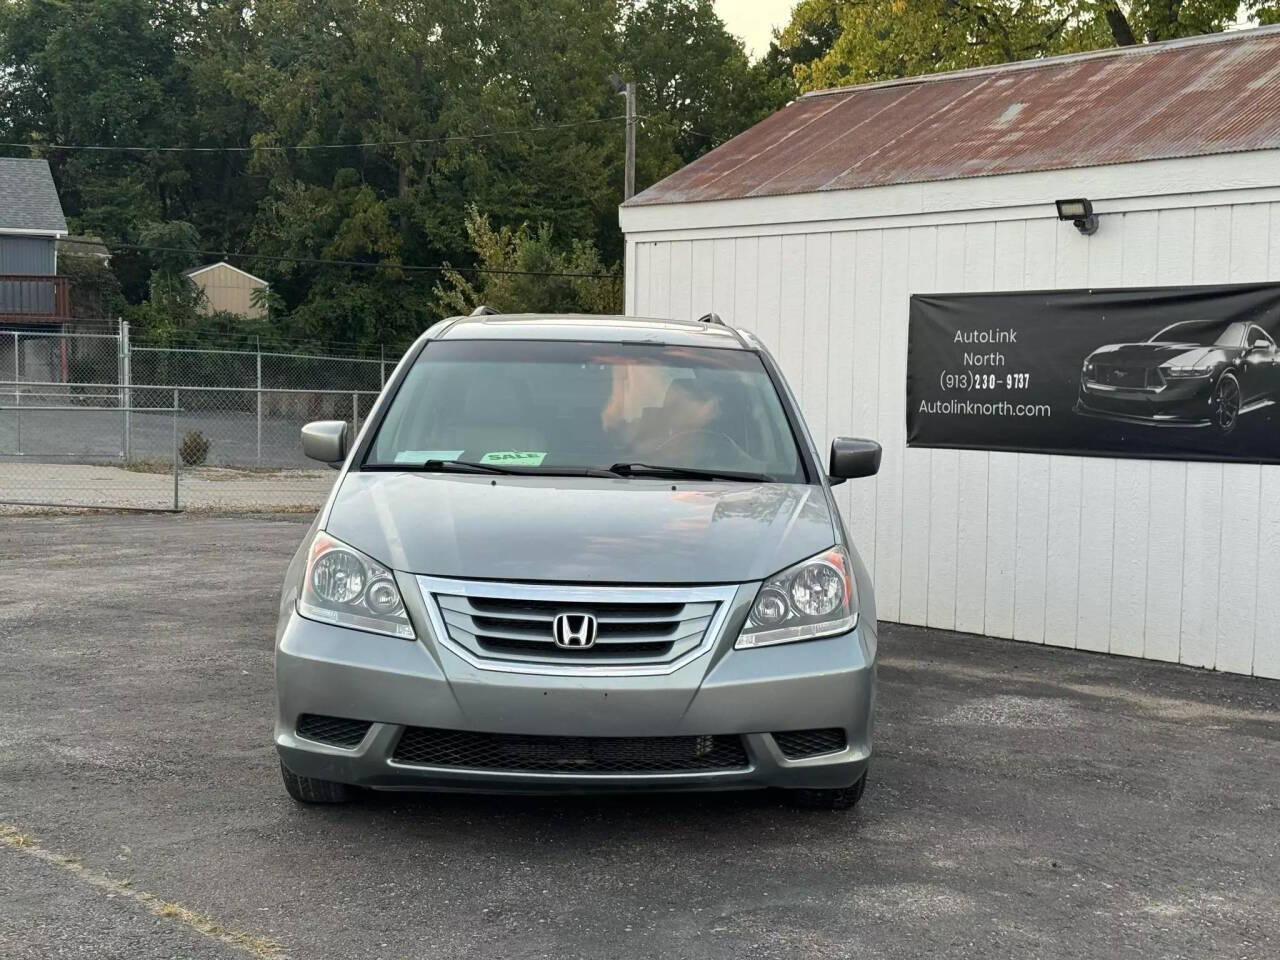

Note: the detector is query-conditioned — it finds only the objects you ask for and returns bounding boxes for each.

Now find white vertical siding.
[801,233,832,449]
[1145,207,1195,663]
[1258,205,1280,679]
[1044,226,1088,650]
[874,230,911,623]
[648,243,671,319]
[926,226,964,631]
[849,232,884,569]
[898,228,936,627]
[1012,218,1057,646]
[627,195,1280,677]
[1258,466,1280,679]
[712,238,735,322]
[1075,215,1124,653]
[1109,212,1158,660]
[732,237,759,331]
[983,220,1026,640]
[777,235,807,393]
[827,233,858,576]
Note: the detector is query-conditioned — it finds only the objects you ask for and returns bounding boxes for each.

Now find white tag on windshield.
[394,450,465,463]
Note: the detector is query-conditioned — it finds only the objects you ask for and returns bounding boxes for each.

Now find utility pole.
[610,74,637,202]
[623,81,636,202]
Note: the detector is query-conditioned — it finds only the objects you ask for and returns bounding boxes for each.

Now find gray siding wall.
[0,235,56,275]
[0,235,56,313]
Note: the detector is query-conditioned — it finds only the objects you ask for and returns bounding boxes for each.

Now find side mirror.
[828,437,882,484]
[301,420,350,468]
[1251,338,1271,351]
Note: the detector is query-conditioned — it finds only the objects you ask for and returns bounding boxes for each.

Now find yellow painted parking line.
[0,822,286,959]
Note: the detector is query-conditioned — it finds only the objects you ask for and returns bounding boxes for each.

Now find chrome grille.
[416,576,738,675]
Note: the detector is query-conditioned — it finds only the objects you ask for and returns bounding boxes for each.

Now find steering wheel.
[652,429,748,461]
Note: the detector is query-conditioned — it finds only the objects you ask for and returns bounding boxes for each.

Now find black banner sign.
[907,283,1280,463]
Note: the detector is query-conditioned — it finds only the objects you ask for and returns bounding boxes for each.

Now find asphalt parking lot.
[2,515,1278,960]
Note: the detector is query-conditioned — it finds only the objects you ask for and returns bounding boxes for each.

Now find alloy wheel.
[1213,374,1241,433]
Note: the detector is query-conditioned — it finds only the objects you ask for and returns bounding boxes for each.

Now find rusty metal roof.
[627,26,1280,207]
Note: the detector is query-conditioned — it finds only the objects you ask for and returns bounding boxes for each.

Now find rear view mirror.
[301,420,350,468]
[828,438,882,484]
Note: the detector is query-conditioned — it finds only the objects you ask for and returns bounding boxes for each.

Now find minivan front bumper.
[275,598,875,795]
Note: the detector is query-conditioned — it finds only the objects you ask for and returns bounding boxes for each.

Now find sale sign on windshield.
[907,283,1280,464]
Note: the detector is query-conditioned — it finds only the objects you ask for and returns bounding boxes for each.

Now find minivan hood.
[325,472,837,584]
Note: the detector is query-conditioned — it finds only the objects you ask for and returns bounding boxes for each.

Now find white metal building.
[619,27,1280,678]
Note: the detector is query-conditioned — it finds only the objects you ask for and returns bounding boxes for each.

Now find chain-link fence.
[0,323,390,511]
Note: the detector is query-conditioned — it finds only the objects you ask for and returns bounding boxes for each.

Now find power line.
[634,114,727,148]
[59,237,620,280]
[1,115,627,154]
[679,128,727,146]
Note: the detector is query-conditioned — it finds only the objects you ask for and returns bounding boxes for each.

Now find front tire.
[786,770,868,811]
[280,760,354,804]
[1212,372,1241,434]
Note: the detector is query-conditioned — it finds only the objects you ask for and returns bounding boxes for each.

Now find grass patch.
[123,459,175,475]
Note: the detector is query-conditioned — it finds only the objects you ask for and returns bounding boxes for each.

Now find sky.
[715,0,796,59]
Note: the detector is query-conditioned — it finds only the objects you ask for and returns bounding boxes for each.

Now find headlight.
[736,546,858,649]
[1082,360,1094,376]
[298,532,414,639]
[1162,364,1214,378]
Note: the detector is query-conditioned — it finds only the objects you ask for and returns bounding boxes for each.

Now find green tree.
[124,220,203,341]
[228,0,623,340]
[778,1,1280,91]
[0,0,267,300]
[620,0,792,179]
[434,207,622,317]
[0,0,781,349]
[57,237,126,320]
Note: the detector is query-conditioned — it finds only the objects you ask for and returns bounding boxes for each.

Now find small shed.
[185,261,268,319]
[620,26,1280,678]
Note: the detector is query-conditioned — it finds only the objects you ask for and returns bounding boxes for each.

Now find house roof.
[627,25,1280,207]
[0,158,68,233]
[183,261,268,285]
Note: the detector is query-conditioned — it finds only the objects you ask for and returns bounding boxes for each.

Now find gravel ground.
[1,514,1277,960]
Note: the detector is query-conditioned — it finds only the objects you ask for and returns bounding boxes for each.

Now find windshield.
[1150,320,1246,347]
[366,340,807,482]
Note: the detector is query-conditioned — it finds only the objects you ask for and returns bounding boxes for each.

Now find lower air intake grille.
[296,714,373,748]
[773,728,847,759]
[392,727,749,773]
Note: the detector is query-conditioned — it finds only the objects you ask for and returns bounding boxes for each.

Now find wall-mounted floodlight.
[1056,198,1099,236]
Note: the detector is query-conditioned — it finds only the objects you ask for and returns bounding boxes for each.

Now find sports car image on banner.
[907,283,1280,463]
[1076,319,1279,433]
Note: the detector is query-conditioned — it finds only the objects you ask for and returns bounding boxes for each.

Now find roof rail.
[470,304,500,316]
[696,312,725,325]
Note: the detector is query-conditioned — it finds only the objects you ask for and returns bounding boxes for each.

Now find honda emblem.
[552,613,598,649]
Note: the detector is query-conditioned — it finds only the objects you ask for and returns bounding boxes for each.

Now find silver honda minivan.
[275,311,881,810]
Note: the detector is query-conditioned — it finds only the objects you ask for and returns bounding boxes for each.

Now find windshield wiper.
[386,459,617,478]
[415,459,521,475]
[608,462,774,483]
